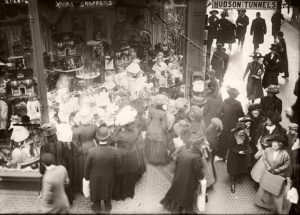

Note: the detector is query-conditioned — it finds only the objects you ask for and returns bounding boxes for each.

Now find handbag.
[196,179,207,212]
[260,170,285,197]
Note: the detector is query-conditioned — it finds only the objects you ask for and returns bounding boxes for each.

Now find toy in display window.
[8,69,35,98]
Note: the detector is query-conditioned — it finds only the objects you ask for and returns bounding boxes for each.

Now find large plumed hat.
[269,133,288,148]
[115,105,137,126]
[239,116,252,123]
[231,122,247,133]
[56,123,73,142]
[265,111,282,124]
[288,123,299,130]
[41,123,57,137]
[266,85,280,94]
[227,87,239,98]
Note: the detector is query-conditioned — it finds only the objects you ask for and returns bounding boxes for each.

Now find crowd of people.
[1,8,299,215]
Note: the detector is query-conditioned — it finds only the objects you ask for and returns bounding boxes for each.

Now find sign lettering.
[55,0,113,8]
[212,0,277,10]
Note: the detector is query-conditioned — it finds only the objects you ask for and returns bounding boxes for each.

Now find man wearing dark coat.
[271,10,284,42]
[250,12,267,51]
[260,85,282,116]
[236,10,249,50]
[276,31,289,78]
[211,44,229,85]
[207,10,219,55]
[84,126,121,213]
[262,44,281,88]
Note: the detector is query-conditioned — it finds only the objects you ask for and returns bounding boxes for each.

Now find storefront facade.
[0,0,206,181]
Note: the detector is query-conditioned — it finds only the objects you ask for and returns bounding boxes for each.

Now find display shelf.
[53,65,84,73]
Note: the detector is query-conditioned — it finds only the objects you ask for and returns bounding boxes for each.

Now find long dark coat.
[161,147,204,211]
[218,98,244,159]
[227,134,249,176]
[236,15,249,41]
[216,18,236,44]
[260,95,282,115]
[211,50,229,80]
[249,114,266,154]
[250,17,267,45]
[203,94,223,126]
[276,38,288,75]
[85,144,121,202]
[271,12,284,36]
[245,61,264,100]
[208,15,219,40]
[262,52,281,88]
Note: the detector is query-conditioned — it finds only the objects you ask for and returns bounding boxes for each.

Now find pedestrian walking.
[227,122,249,193]
[236,10,249,50]
[40,153,70,214]
[276,31,289,78]
[250,12,267,52]
[243,52,264,103]
[211,44,229,85]
[207,10,219,55]
[84,126,121,213]
[262,44,281,88]
[254,134,291,214]
[218,87,244,160]
[271,10,284,42]
[145,94,169,164]
[260,85,282,115]
[216,11,236,52]
[160,142,204,214]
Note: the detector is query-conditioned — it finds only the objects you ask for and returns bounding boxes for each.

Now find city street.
[0,8,299,214]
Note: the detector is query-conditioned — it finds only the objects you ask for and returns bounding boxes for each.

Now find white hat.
[56,123,73,142]
[76,104,94,125]
[115,105,137,126]
[192,81,204,93]
[125,62,141,74]
[11,126,30,143]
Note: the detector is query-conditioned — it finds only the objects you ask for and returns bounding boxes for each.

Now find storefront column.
[28,0,49,124]
[185,0,207,100]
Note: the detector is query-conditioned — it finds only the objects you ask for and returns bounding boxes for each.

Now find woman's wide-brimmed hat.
[40,153,55,166]
[288,123,299,130]
[11,126,30,142]
[266,85,280,94]
[231,122,247,133]
[266,111,282,124]
[173,119,190,137]
[175,97,188,110]
[250,52,263,58]
[114,88,131,108]
[76,104,94,125]
[96,126,111,141]
[269,133,288,148]
[153,94,169,106]
[115,105,137,126]
[269,43,277,51]
[41,123,57,137]
[248,103,262,112]
[189,105,204,121]
[56,123,73,143]
[239,116,253,123]
[227,87,239,98]
[209,10,219,14]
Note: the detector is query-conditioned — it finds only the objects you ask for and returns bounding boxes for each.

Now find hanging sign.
[55,0,113,8]
[212,0,277,10]
[5,0,28,4]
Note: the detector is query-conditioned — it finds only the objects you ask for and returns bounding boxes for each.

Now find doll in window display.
[152,52,168,92]
[26,93,40,123]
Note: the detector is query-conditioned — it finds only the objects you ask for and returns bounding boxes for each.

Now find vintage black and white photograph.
[0,0,299,214]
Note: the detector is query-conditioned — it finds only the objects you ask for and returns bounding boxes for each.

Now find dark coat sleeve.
[263,19,267,34]
[192,155,204,181]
